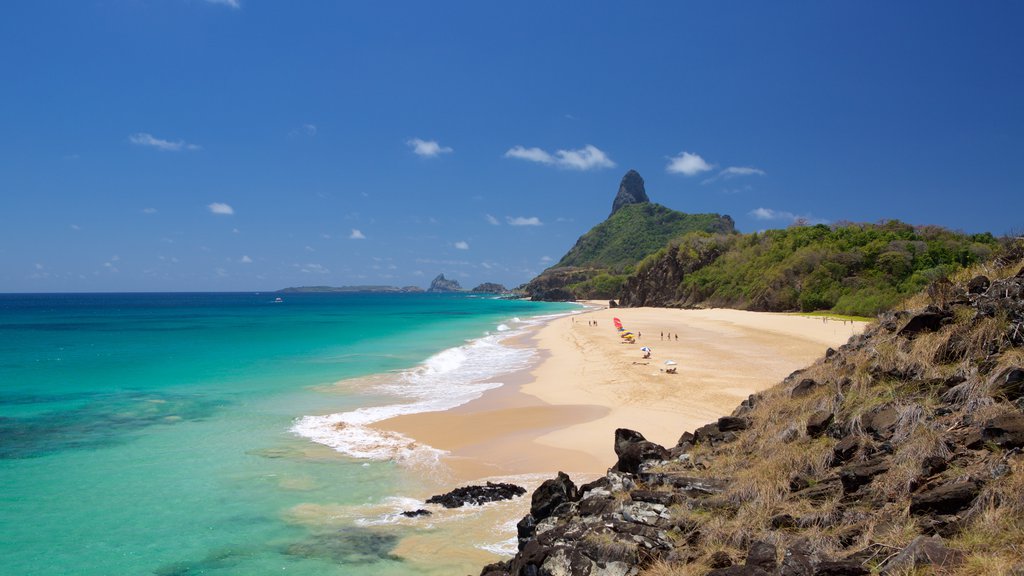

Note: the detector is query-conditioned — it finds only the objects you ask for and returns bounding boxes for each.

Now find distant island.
[276,285,424,294]
[277,275,511,295]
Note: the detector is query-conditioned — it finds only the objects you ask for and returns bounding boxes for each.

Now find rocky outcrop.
[426,482,526,508]
[472,282,508,293]
[618,233,732,307]
[427,273,462,292]
[480,263,1024,576]
[610,169,650,216]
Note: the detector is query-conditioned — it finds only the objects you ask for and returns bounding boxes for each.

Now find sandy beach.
[376,305,867,482]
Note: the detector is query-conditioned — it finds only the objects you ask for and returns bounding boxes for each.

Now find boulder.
[864,406,898,438]
[832,436,860,464]
[705,566,771,576]
[966,275,990,295]
[981,413,1024,448]
[615,441,669,474]
[718,416,751,432]
[791,378,821,399]
[746,541,778,572]
[614,428,648,456]
[840,459,891,493]
[996,367,1024,401]
[806,410,834,437]
[400,509,431,518]
[530,472,578,521]
[879,535,963,575]
[897,307,953,338]
[910,481,980,515]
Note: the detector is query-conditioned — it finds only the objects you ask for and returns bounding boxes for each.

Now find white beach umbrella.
[641,346,652,352]
[664,360,677,366]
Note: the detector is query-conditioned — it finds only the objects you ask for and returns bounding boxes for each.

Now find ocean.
[0,292,578,575]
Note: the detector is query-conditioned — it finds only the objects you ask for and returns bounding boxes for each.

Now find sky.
[1,1,1022,292]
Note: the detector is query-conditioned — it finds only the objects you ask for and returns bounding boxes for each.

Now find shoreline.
[376,305,867,480]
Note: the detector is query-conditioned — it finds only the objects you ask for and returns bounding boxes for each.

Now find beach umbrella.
[664,360,677,366]
[613,317,622,328]
[641,347,651,352]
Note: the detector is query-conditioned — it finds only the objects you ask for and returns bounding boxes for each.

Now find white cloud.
[204,0,240,8]
[407,138,453,158]
[666,151,713,176]
[555,145,615,170]
[504,144,614,171]
[240,255,253,263]
[208,202,234,215]
[129,133,200,152]
[302,123,317,136]
[142,207,157,214]
[70,224,81,231]
[507,216,542,226]
[349,229,366,240]
[721,166,765,177]
[749,207,827,225]
[485,214,501,226]
[454,241,470,250]
[702,166,766,185]
[504,146,554,164]
[540,256,553,263]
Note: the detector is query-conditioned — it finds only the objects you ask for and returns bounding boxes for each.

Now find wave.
[291,309,577,466]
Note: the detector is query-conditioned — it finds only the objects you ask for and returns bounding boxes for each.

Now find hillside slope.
[483,256,1024,576]
[621,221,1000,317]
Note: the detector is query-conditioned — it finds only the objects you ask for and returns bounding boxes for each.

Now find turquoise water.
[0,292,577,575]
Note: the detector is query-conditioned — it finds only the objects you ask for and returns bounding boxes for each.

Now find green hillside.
[624,220,1004,316]
[556,203,735,272]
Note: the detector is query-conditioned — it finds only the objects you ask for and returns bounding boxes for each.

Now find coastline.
[376,304,867,479]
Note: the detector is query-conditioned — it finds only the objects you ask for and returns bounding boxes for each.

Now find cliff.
[472,282,509,293]
[483,258,1024,576]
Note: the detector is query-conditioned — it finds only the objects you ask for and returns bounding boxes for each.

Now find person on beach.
[660,332,664,340]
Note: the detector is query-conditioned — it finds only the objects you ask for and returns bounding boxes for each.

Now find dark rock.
[981,413,1024,448]
[780,542,816,576]
[814,560,868,575]
[897,307,953,338]
[642,473,728,496]
[426,273,462,293]
[792,480,841,503]
[676,431,695,447]
[806,410,834,437]
[746,540,778,572]
[693,422,739,446]
[911,481,980,515]
[771,513,798,529]
[833,436,861,464]
[718,416,751,432]
[879,535,963,575]
[608,299,618,308]
[789,474,811,493]
[614,427,648,456]
[791,378,821,399]
[516,514,536,542]
[997,367,1024,401]
[610,169,650,216]
[577,495,615,517]
[400,509,431,518]
[835,525,864,548]
[425,482,526,508]
[509,539,550,576]
[615,440,670,474]
[709,550,734,568]
[864,406,898,438]
[480,560,511,576]
[629,489,682,507]
[825,347,837,358]
[840,459,891,493]
[530,472,578,521]
[922,455,948,476]
[916,514,965,538]
[967,275,991,295]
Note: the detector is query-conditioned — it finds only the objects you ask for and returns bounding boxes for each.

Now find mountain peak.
[428,273,462,292]
[610,170,649,216]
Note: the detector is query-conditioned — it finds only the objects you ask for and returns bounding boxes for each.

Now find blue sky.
[2,1,1022,292]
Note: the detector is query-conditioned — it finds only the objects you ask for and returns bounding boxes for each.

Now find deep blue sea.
[0,292,577,575]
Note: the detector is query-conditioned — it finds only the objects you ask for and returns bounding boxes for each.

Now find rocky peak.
[610,169,650,216]
[427,273,462,293]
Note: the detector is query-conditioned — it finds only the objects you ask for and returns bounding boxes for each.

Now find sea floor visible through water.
[0,292,579,575]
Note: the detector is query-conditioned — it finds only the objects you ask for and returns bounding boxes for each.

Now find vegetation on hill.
[624,221,1001,316]
[557,203,736,272]
[524,203,735,300]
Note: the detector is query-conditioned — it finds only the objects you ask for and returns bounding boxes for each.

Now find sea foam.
[291,314,566,466]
